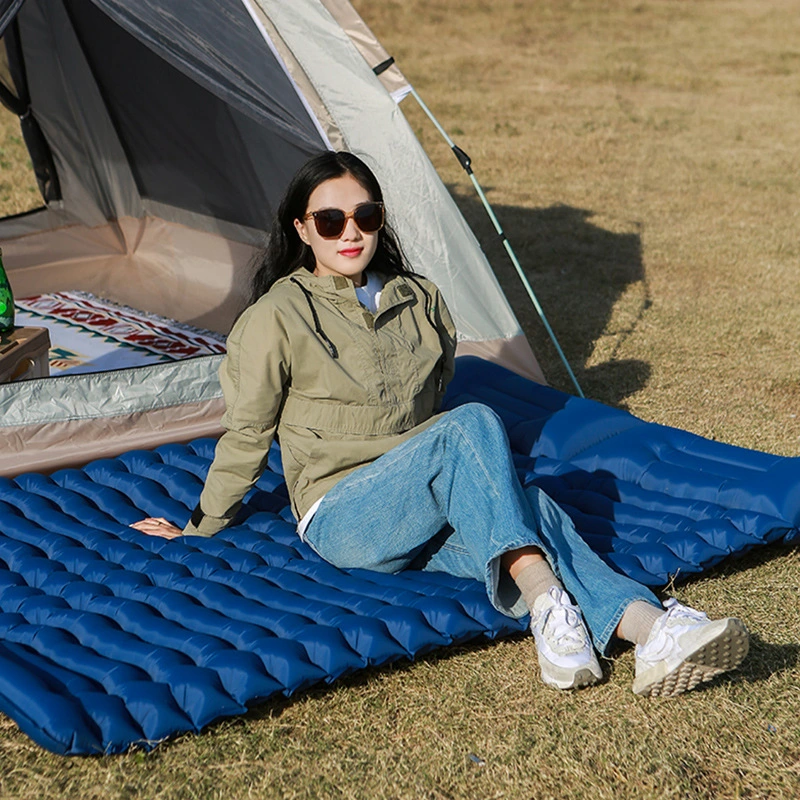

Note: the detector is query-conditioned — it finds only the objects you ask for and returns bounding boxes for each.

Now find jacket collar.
[285,268,416,315]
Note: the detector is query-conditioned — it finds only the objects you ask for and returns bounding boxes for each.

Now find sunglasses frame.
[303,202,384,239]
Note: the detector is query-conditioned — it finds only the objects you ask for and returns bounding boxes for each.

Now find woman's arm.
[184,301,291,536]
[184,425,280,536]
[134,300,291,539]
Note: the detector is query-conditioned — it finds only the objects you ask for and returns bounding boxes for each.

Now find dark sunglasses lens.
[354,203,383,232]
[314,209,346,238]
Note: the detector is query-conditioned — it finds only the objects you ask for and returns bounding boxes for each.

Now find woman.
[133,151,749,697]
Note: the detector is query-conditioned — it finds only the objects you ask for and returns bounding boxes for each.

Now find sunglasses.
[303,202,384,238]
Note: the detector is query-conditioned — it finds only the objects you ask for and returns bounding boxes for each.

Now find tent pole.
[407,86,585,398]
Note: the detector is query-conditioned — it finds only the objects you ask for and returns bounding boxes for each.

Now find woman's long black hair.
[251,151,412,303]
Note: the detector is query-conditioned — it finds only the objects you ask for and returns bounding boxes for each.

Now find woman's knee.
[446,402,507,444]
[447,402,504,430]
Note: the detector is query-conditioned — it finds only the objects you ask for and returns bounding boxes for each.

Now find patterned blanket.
[14,292,226,375]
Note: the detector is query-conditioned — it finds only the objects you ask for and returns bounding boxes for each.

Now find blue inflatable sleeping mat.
[1,356,798,755]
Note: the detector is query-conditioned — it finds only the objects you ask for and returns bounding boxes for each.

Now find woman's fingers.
[129,517,184,538]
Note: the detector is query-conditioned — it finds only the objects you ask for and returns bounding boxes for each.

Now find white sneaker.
[633,598,749,697]
[530,587,603,690]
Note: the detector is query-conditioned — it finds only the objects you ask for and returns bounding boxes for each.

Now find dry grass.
[0,119,39,216]
[1,1,799,798]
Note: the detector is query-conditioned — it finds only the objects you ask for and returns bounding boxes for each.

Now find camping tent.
[0,0,545,476]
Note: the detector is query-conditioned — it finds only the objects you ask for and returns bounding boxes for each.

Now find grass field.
[1,1,798,798]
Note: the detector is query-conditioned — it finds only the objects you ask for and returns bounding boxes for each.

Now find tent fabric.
[64,0,294,231]
[319,0,411,101]
[0,216,257,331]
[3,0,527,342]
[64,0,328,230]
[261,0,523,344]
[18,0,144,227]
[1,357,797,755]
[0,354,224,429]
[17,0,327,230]
[87,0,328,150]
[0,0,542,476]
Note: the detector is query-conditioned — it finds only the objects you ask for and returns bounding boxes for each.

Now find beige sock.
[514,560,564,612]
[617,601,665,646]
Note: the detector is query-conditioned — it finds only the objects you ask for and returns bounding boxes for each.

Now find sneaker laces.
[637,598,709,662]
[536,588,589,655]
[661,597,709,624]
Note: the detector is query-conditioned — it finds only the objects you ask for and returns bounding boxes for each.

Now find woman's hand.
[129,517,184,539]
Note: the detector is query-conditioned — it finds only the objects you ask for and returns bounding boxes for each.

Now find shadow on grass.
[450,191,652,406]
[737,633,799,683]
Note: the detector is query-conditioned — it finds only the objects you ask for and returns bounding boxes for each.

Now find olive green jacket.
[184,268,457,536]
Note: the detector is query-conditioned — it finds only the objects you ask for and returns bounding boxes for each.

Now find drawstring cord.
[290,278,339,359]
[290,274,445,382]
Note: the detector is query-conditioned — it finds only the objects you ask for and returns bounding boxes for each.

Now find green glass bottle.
[0,247,15,333]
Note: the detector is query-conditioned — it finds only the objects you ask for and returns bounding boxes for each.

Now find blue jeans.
[304,403,661,655]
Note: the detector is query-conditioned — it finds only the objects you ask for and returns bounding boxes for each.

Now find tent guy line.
[368,50,584,396]
[405,83,585,398]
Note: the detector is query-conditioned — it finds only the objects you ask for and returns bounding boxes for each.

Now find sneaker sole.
[541,662,603,691]
[633,618,749,698]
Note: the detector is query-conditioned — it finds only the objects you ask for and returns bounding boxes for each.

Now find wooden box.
[0,326,51,384]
